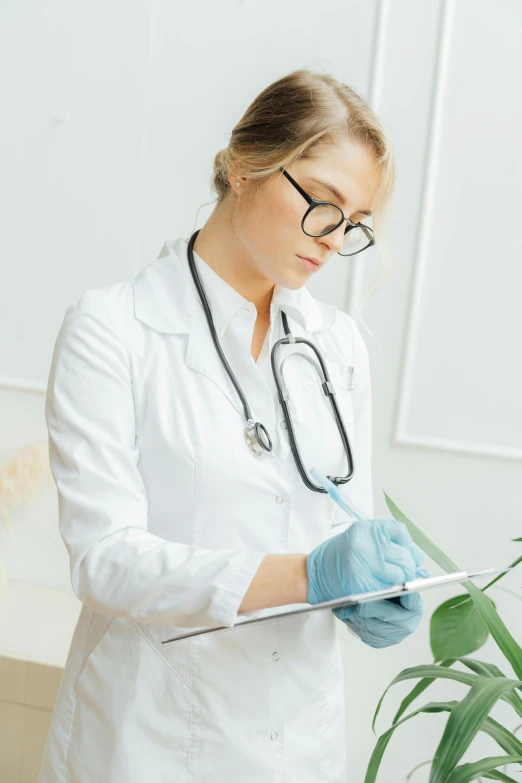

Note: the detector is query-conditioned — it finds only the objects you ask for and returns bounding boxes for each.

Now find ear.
[227,170,244,190]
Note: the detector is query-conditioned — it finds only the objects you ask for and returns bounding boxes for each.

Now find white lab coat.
[38,236,374,782]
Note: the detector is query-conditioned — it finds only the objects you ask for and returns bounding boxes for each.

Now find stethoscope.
[186,229,355,493]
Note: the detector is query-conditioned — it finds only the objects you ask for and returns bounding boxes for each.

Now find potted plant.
[364,491,522,783]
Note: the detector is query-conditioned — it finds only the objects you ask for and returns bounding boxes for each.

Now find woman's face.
[229,138,380,290]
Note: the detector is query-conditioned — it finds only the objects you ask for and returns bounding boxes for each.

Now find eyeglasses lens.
[303,204,373,256]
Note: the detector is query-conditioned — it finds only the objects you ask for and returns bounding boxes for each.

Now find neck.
[191,199,275,319]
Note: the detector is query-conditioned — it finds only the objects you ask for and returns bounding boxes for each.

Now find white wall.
[1,0,521,780]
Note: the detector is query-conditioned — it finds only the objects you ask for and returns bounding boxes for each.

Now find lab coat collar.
[133,236,338,335]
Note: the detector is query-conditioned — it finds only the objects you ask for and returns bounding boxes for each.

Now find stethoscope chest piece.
[244,419,272,456]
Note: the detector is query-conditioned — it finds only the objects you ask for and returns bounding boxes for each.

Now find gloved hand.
[306,518,427,605]
[332,591,425,648]
[305,518,429,649]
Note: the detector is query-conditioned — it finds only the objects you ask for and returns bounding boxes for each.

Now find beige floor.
[0,655,63,783]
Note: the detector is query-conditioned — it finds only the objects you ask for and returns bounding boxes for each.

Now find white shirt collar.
[133,235,338,335]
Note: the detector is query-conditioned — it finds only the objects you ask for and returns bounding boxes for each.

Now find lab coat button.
[275,496,284,504]
[280,420,287,429]
[272,652,280,661]
[270,731,278,740]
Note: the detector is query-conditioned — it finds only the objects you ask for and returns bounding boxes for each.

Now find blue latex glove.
[306,518,429,648]
[332,590,425,648]
[306,518,427,605]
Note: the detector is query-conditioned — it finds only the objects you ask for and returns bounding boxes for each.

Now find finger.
[358,627,405,648]
[377,559,412,586]
[381,520,426,567]
[332,604,357,622]
[382,519,413,549]
[355,599,412,624]
[400,592,423,612]
[352,610,411,634]
[360,594,423,618]
[408,542,425,568]
[384,542,418,581]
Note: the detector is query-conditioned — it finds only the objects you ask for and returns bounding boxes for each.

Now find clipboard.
[162,566,512,645]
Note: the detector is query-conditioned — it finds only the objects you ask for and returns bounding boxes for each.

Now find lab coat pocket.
[326,360,355,448]
[80,613,115,674]
[325,360,354,424]
[72,616,120,700]
[69,616,192,778]
[137,621,192,689]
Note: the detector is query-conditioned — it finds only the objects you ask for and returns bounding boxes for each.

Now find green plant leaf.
[383,491,459,572]
[383,491,522,679]
[365,698,522,783]
[484,771,522,782]
[458,658,522,717]
[389,659,456,729]
[458,657,507,679]
[480,550,522,593]
[480,714,522,759]
[365,700,459,783]
[445,755,522,783]
[430,595,491,660]
[371,660,522,734]
[372,661,467,734]
[428,676,522,783]
[465,582,522,681]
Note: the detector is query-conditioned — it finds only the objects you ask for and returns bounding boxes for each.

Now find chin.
[281,274,307,291]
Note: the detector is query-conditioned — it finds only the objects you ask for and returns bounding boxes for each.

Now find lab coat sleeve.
[45,292,267,629]
[326,313,374,539]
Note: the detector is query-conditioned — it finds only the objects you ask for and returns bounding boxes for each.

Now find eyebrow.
[308,177,373,216]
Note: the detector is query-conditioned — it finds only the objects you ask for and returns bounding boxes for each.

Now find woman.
[39,69,427,782]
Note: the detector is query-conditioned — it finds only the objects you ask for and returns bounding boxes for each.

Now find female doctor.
[39,69,428,783]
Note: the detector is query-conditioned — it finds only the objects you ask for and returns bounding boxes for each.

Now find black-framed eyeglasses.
[279,167,375,257]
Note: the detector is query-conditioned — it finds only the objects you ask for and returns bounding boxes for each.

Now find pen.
[309,466,420,605]
[309,466,370,521]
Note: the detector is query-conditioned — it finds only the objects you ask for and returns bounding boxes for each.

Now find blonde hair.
[203,68,397,343]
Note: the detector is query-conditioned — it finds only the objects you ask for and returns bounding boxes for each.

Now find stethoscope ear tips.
[244,420,272,456]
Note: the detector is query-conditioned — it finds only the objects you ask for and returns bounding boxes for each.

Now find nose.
[318,222,347,255]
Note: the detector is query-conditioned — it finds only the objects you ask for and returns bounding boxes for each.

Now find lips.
[297,255,322,267]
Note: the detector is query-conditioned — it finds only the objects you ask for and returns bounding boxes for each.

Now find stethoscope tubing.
[186,228,355,492]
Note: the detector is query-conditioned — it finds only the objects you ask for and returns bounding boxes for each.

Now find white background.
[1,1,521,780]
